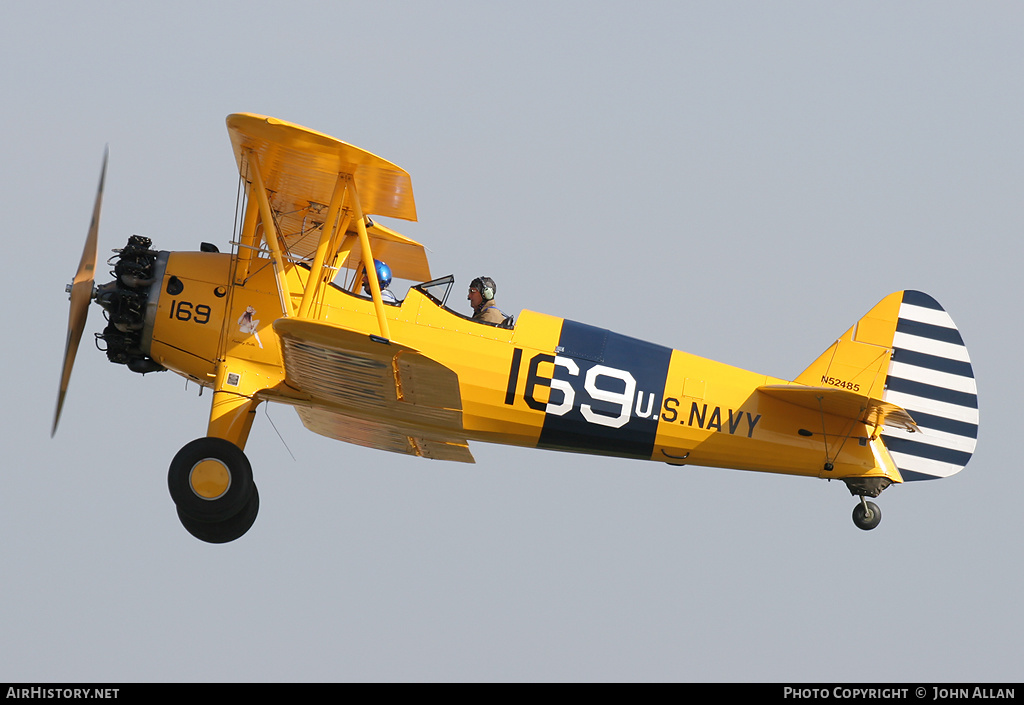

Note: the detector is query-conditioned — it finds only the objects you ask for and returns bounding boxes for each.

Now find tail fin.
[796,291,978,481]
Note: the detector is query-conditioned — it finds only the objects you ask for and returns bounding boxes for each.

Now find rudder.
[879,291,978,481]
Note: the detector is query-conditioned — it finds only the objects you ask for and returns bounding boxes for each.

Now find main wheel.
[168,437,254,523]
[852,500,882,531]
[177,485,260,544]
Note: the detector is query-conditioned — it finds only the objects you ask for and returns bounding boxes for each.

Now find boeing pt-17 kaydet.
[54,114,979,542]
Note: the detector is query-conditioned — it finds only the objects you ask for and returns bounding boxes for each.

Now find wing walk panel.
[275,318,473,462]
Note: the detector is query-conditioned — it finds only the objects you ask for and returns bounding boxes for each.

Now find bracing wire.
[264,404,296,461]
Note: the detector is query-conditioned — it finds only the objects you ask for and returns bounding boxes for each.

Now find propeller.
[53,149,107,437]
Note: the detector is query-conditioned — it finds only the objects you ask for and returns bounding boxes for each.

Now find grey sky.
[2,1,1020,681]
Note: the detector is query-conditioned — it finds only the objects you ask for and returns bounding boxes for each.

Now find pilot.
[363,259,397,303]
[468,276,506,324]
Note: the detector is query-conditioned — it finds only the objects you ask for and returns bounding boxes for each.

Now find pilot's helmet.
[363,259,392,291]
[470,276,496,301]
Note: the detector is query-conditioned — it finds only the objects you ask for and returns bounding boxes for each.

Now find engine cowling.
[95,236,232,382]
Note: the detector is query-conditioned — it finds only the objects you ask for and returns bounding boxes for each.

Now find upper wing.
[273,317,474,463]
[226,113,430,281]
[757,385,919,433]
[343,218,432,284]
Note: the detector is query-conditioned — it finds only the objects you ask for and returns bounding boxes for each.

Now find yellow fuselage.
[141,250,892,484]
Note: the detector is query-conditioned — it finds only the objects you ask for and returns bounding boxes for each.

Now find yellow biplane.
[54,114,979,542]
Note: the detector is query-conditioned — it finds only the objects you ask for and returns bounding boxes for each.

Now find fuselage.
[119,247,891,484]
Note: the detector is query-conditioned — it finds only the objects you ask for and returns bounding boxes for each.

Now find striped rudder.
[880,291,978,481]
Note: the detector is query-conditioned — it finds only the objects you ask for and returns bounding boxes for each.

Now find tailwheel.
[852,498,882,531]
[168,437,258,542]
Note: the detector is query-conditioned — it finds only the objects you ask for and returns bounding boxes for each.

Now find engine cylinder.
[95,235,166,374]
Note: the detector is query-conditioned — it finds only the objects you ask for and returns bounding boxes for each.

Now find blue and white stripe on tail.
[881,291,978,481]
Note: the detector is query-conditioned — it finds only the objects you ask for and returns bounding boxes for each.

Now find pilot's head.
[362,259,392,294]
[468,276,496,310]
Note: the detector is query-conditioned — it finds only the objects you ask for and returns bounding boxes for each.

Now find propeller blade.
[53,148,107,437]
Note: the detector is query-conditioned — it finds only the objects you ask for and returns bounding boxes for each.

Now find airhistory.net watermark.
[6,688,118,700]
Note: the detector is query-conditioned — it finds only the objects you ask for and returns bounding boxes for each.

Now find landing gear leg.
[168,359,276,542]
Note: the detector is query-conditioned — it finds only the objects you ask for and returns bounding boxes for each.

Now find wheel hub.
[189,459,231,500]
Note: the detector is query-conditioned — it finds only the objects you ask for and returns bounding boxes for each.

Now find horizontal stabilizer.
[757,385,918,433]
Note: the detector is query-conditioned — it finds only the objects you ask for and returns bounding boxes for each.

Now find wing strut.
[229,115,425,337]
[243,156,390,337]
[297,174,348,318]
[245,149,295,317]
[346,175,391,340]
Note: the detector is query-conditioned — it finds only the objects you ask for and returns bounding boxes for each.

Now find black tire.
[168,437,254,522]
[176,485,260,544]
[852,500,882,531]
